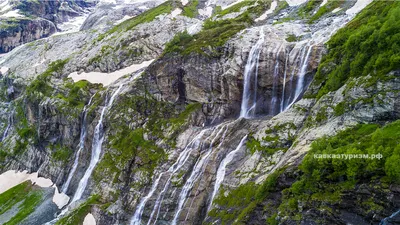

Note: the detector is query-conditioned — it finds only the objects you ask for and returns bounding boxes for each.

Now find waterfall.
[380,209,400,225]
[270,45,282,115]
[240,27,265,118]
[130,129,208,225]
[280,49,289,112]
[208,135,247,211]
[71,84,123,203]
[285,44,313,110]
[171,125,227,225]
[1,112,12,142]
[62,93,96,194]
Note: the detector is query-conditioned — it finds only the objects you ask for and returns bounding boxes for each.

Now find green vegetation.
[94,92,202,189]
[26,59,69,98]
[308,0,344,23]
[95,127,165,185]
[208,170,282,224]
[182,0,199,18]
[214,0,255,17]
[314,1,400,99]
[56,195,100,225]
[247,123,296,155]
[51,144,73,164]
[285,34,300,42]
[277,120,400,220]
[97,1,173,41]
[163,0,271,56]
[0,181,43,225]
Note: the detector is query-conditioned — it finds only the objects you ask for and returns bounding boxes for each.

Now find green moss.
[315,106,328,122]
[277,120,400,221]
[97,1,173,41]
[334,101,346,116]
[285,34,300,42]
[182,0,199,18]
[314,1,400,99]
[51,144,73,164]
[0,181,43,225]
[26,59,69,98]
[56,195,100,225]
[208,170,282,224]
[163,0,271,56]
[214,0,255,17]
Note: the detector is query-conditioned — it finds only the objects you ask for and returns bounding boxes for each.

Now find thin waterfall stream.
[62,93,97,194]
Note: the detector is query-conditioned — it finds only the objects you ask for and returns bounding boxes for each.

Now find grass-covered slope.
[314,1,400,98]
[163,0,272,56]
[0,181,43,225]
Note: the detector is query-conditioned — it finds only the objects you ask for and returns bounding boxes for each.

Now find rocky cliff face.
[1,0,400,225]
[0,0,95,53]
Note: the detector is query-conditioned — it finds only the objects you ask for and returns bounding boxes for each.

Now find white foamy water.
[240,27,265,118]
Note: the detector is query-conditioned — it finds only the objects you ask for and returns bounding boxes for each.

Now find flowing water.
[62,93,96,194]
[171,125,228,225]
[1,111,12,142]
[240,27,265,118]
[71,84,123,203]
[208,135,247,211]
[130,129,208,225]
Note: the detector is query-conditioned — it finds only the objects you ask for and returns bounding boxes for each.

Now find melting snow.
[346,0,373,15]
[83,213,97,225]
[332,7,341,13]
[320,0,328,7]
[181,0,189,6]
[0,170,70,209]
[0,10,24,18]
[68,59,154,86]
[285,0,307,7]
[255,0,278,22]
[115,15,133,25]
[170,8,182,18]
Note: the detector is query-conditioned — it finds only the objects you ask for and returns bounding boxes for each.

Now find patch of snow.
[55,13,90,35]
[285,0,307,7]
[221,0,244,10]
[114,15,133,25]
[0,66,9,75]
[320,0,328,7]
[0,0,11,13]
[169,8,182,18]
[198,6,213,18]
[181,0,189,6]
[68,59,154,86]
[255,0,278,22]
[0,10,24,18]
[332,7,341,13]
[52,187,70,209]
[0,170,70,209]
[346,0,373,15]
[83,213,96,225]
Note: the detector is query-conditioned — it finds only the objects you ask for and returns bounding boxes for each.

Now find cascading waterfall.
[240,27,265,118]
[130,129,208,225]
[71,84,123,203]
[287,44,313,109]
[171,125,227,225]
[280,49,289,112]
[208,135,247,211]
[380,210,400,225]
[62,93,96,194]
[1,111,13,142]
[270,45,282,115]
